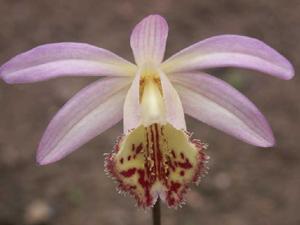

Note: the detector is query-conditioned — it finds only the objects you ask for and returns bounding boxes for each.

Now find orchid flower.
[0,15,294,208]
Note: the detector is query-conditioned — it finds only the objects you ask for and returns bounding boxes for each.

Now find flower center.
[139,66,166,126]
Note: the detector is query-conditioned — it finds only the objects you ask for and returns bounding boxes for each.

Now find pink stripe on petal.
[37,77,131,165]
[171,72,275,147]
[162,35,294,80]
[130,15,168,66]
[0,43,136,84]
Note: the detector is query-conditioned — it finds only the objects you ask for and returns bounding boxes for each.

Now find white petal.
[123,71,141,133]
[159,71,186,130]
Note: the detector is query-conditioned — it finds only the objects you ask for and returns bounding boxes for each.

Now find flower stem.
[152,199,161,225]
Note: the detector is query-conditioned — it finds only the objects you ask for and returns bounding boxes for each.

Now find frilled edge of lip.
[104,124,209,209]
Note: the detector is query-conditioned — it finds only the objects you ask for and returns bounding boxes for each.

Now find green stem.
[152,199,161,225]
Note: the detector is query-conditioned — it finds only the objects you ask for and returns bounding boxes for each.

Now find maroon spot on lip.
[180,170,185,176]
[178,159,192,169]
[135,143,143,155]
[120,168,136,177]
[180,152,184,159]
[171,150,176,158]
[166,181,182,206]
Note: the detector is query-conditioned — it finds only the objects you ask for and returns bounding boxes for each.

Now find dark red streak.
[120,168,136,177]
[178,159,192,169]
[137,169,152,206]
[154,124,163,180]
[171,150,176,158]
[180,152,184,159]
[135,143,143,155]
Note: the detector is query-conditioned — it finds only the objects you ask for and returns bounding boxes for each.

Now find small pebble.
[24,200,53,225]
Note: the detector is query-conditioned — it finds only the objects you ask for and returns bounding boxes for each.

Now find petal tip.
[1,73,18,84]
[260,137,276,148]
[36,148,53,166]
[36,155,49,166]
[130,14,168,66]
[142,14,167,23]
[274,53,295,80]
[36,142,61,165]
[36,158,47,166]
[36,151,61,165]
[283,63,295,80]
[132,14,167,35]
[253,131,275,148]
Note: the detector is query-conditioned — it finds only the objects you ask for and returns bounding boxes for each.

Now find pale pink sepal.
[0,43,136,84]
[130,15,168,66]
[162,35,294,80]
[37,77,131,165]
[171,72,275,147]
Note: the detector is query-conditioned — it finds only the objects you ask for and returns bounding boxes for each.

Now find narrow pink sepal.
[37,77,131,165]
[163,35,294,80]
[0,43,136,84]
[171,72,275,147]
[130,15,168,66]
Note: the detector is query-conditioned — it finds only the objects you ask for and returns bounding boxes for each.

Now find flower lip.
[105,122,208,208]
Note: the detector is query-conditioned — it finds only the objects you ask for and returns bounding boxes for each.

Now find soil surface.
[0,0,299,225]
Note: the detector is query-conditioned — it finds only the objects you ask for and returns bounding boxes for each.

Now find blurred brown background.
[0,0,299,225]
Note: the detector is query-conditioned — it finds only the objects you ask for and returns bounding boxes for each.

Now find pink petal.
[130,15,168,66]
[123,71,141,133]
[162,35,294,80]
[159,71,186,130]
[0,43,136,84]
[171,72,275,147]
[37,77,131,165]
